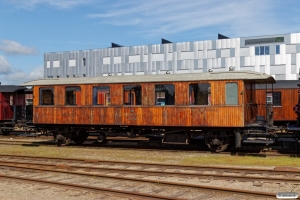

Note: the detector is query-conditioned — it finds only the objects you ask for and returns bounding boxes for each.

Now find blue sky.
[0,0,300,84]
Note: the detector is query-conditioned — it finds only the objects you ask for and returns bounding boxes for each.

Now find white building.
[44,33,300,80]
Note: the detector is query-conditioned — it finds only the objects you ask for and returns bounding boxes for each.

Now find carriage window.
[65,86,81,105]
[123,85,142,105]
[93,86,110,105]
[267,92,281,106]
[25,93,33,106]
[266,93,273,104]
[39,88,54,105]
[226,82,238,105]
[155,84,175,105]
[189,83,211,105]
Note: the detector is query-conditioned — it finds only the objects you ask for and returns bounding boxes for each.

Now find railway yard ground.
[0,133,300,199]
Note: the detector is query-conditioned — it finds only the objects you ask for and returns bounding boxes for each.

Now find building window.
[255,46,270,55]
[83,58,86,66]
[267,92,281,106]
[65,86,81,105]
[255,47,259,55]
[93,86,110,105]
[259,46,264,55]
[226,82,238,105]
[265,46,269,55]
[123,85,142,105]
[189,83,211,105]
[276,45,280,54]
[40,88,54,105]
[155,84,175,105]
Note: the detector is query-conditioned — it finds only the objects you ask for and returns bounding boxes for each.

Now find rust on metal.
[55,164,71,170]
[274,166,300,172]
[84,160,99,164]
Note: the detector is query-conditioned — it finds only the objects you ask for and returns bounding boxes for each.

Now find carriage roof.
[21,71,275,86]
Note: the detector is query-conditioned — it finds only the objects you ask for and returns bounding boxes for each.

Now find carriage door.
[189,83,211,126]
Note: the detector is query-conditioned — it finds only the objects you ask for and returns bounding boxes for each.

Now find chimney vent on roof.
[111,43,123,48]
[161,38,172,44]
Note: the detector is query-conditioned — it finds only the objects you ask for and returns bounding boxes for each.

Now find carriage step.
[162,142,189,145]
[244,131,268,134]
[243,140,275,144]
[18,133,38,137]
[287,126,300,131]
[0,127,14,130]
[3,122,14,125]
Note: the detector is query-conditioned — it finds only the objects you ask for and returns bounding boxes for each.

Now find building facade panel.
[44,32,300,80]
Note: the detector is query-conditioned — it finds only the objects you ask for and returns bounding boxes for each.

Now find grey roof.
[0,85,26,92]
[256,80,300,89]
[21,71,275,86]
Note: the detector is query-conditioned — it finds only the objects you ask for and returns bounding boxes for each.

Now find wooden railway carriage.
[255,80,300,125]
[22,71,275,152]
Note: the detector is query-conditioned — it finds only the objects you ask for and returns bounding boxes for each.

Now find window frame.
[266,92,281,106]
[225,82,238,105]
[65,86,81,105]
[255,46,270,56]
[154,84,175,106]
[189,83,211,106]
[93,86,110,106]
[39,88,54,106]
[123,85,142,105]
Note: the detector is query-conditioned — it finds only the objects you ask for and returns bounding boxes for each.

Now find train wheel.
[205,132,230,153]
[73,131,88,145]
[97,132,107,143]
[56,134,66,147]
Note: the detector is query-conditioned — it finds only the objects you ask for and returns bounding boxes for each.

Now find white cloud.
[0,55,12,74]
[1,66,43,85]
[0,40,37,55]
[28,66,44,80]
[6,0,95,9]
[87,0,296,37]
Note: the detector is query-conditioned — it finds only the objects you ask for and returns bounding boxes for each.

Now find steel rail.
[0,160,299,185]
[0,174,179,200]
[0,138,300,156]
[0,160,292,198]
[0,154,299,175]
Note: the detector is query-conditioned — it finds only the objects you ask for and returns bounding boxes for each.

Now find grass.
[0,145,299,168]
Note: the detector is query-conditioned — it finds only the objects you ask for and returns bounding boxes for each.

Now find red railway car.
[22,71,280,152]
[0,85,33,134]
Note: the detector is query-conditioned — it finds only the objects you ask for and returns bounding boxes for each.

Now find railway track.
[0,154,299,199]
[0,137,299,158]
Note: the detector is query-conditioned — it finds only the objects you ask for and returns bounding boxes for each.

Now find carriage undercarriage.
[37,123,300,153]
